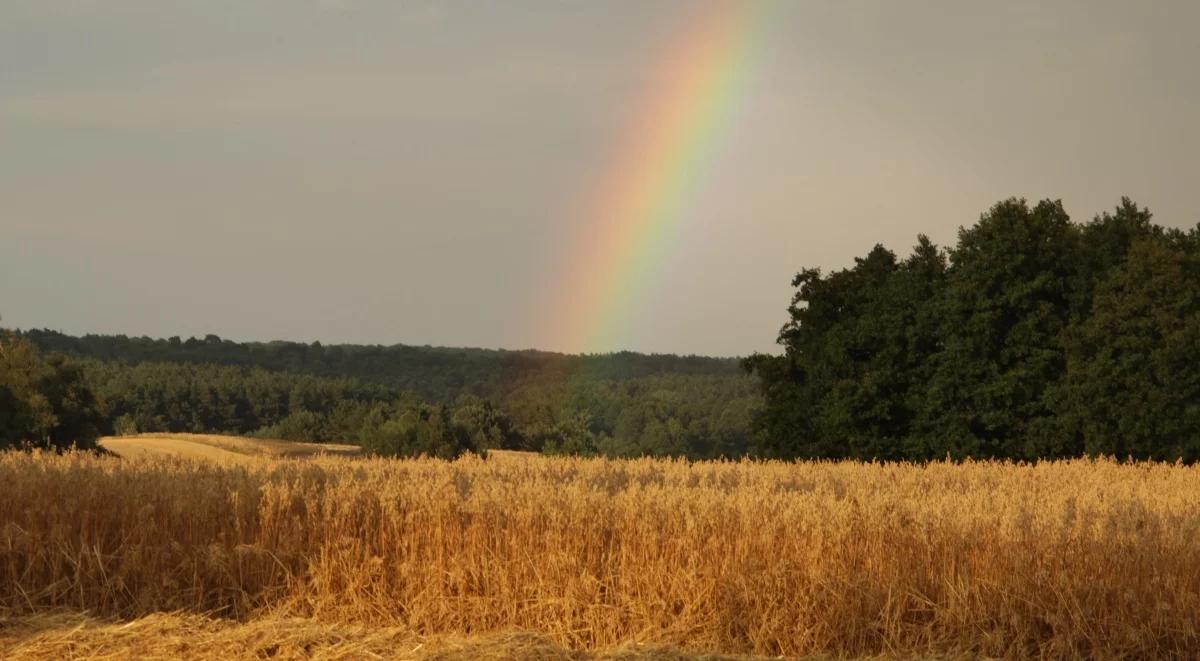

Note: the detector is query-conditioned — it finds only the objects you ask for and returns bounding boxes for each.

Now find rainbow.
[543,0,778,353]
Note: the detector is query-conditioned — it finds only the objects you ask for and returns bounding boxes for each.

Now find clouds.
[1,1,1198,355]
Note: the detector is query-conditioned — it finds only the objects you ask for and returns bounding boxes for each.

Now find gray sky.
[2,1,1197,356]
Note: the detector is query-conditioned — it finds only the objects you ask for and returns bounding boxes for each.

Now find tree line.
[10,196,1195,461]
[8,332,760,459]
[747,198,1200,461]
[22,329,740,403]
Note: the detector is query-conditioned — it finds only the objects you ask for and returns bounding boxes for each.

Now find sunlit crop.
[3,450,1198,658]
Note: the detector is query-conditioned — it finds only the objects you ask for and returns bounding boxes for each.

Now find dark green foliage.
[749,198,1200,461]
[82,360,396,439]
[921,200,1078,459]
[1052,238,1200,461]
[451,396,524,451]
[0,332,103,450]
[254,409,326,442]
[21,330,740,403]
[357,404,481,460]
[525,374,759,459]
[20,332,761,459]
[748,239,946,459]
[539,412,602,457]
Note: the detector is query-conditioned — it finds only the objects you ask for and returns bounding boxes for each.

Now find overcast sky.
[2,1,1197,356]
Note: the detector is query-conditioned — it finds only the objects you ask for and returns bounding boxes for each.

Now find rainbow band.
[547,0,778,353]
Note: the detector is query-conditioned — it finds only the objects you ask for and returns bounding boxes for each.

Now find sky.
[2,0,1197,357]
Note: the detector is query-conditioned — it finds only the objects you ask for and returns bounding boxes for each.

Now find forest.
[4,197,1198,461]
[21,329,740,401]
[4,330,759,459]
[748,198,1200,461]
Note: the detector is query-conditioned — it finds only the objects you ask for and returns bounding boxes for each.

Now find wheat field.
[99,433,362,461]
[2,450,1199,659]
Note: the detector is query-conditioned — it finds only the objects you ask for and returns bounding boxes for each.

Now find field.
[99,433,361,462]
[3,447,1200,659]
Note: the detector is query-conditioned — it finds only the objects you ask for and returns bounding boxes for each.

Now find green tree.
[540,412,600,457]
[1053,238,1200,460]
[0,330,102,450]
[359,404,480,459]
[747,237,945,459]
[451,396,524,450]
[749,197,1194,462]
[920,199,1080,459]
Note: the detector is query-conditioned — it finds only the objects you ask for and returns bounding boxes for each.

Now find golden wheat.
[2,450,1198,658]
[99,433,361,460]
[0,612,780,661]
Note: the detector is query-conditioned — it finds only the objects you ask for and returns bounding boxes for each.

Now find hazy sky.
[2,1,1197,356]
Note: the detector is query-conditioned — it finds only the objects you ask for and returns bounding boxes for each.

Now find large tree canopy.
[748,198,1200,461]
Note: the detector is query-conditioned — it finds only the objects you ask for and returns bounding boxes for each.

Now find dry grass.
[0,612,773,661]
[99,434,361,461]
[2,450,1199,658]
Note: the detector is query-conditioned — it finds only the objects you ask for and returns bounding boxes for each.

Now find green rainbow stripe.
[547,0,778,353]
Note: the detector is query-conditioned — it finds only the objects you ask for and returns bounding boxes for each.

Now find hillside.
[99,434,361,463]
[20,330,743,404]
[10,330,761,459]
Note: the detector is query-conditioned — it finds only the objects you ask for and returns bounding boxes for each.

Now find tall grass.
[2,451,1199,657]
